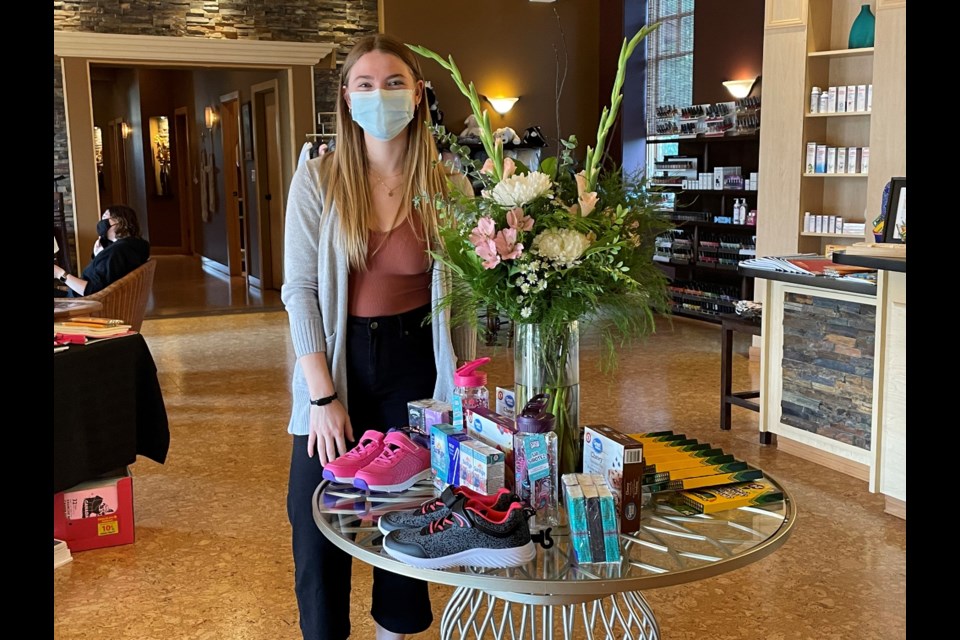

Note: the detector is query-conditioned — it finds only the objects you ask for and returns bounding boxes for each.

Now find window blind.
[645,0,694,137]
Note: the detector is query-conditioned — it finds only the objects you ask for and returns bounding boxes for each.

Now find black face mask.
[96,219,114,248]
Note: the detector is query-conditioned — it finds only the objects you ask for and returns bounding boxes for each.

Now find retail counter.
[742,260,906,519]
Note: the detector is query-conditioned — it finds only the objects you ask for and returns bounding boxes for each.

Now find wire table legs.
[439,587,660,640]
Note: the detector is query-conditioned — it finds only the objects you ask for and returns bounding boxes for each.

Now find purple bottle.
[514,393,559,528]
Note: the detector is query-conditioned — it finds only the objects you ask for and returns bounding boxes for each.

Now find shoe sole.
[355,468,433,493]
[382,538,537,570]
[321,469,357,484]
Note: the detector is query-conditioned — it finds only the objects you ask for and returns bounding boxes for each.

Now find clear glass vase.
[513,321,581,476]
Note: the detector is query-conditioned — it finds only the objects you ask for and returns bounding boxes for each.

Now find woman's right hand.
[308,400,354,467]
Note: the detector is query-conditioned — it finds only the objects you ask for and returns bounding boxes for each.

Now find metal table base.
[440,586,659,640]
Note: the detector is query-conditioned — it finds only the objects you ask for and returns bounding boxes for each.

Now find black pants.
[288,303,437,640]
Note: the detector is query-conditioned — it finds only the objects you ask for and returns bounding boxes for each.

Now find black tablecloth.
[53,333,170,493]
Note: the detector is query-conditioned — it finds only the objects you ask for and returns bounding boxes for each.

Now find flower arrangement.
[410,25,671,472]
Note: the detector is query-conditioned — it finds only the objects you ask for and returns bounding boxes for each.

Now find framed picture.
[882,177,906,243]
[240,102,253,162]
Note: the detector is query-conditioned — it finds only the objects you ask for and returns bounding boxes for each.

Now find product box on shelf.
[847,147,860,174]
[836,86,847,113]
[53,467,134,552]
[430,424,471,490]
[867,84,873,111]
[856,84,867,112]
[458,439,505,496]
[408,399,453,432]
[860,147,870,174]
[815,145,827,173]
[836,147,847,174]
[805,143,817,174]
[826,86,837,113]
[495,386,516,420]
[581,425,644,533]
[561,473,621,564]
[846,85,856,113]
[466,406,518,488]
[826,148,837,174]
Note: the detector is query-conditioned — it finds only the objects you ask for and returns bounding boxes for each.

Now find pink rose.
[475,239,501,269]
[506,207,534,232]
[494,228,524,261]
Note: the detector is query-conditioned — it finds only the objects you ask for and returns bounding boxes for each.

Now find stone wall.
[780,293,875,450]
[53,0,377,237]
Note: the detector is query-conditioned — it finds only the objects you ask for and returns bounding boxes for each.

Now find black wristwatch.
[58,271,68,283]
[309,392,338,407]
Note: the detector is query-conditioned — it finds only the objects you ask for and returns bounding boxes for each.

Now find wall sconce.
[121,122,133,139]
[722,78,757,99]
[485,96,519,116]
[204,106,220,129]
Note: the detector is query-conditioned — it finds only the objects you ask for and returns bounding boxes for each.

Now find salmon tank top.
[348,217,432,317]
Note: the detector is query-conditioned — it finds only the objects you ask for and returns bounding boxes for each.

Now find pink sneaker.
[321,430,386,484]
[354,431,432,493]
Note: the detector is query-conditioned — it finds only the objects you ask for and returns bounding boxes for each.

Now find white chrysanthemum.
[521,307,532,319]
[520,282,531,294]
[532,228,593,266]
[484,171,553,208]
[526,272,538,284]
[529,259,541,270]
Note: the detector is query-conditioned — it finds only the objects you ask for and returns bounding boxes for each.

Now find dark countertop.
[739,266,877,296]
[833,252,906,273]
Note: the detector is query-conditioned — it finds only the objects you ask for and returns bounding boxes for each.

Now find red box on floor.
[53,467,135,552]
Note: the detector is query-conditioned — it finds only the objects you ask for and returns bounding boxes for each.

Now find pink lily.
[502,157,517,179]
[480,158,496,175]
[494,228,524,261]
[575,170,598,216]
[506,207,534,232]
[475,239,502,269]
[468,216,497,246]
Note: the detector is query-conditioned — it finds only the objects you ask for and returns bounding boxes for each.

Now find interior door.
[173,108,194,254]
[260,89,285,290]
[220,96,244,277]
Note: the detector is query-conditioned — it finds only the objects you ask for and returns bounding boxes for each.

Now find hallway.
[145,255,283,320]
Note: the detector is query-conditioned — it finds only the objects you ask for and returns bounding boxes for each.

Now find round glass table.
[313,476,795,639]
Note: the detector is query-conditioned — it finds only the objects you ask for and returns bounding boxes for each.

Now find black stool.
[720,313,762,436]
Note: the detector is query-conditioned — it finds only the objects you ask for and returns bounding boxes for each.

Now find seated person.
[53,205,150,297]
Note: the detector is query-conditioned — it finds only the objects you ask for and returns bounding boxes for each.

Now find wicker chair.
[84,259,157,332]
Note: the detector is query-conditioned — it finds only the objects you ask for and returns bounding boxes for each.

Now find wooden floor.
[145,255,284,320]
[53,267,907,639]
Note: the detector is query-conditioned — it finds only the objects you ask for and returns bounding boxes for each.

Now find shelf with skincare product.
[803,173,868,178]
[805,111,870,119]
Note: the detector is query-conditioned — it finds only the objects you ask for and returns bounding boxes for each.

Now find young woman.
[281,34,467,640]
[53,205,150,297]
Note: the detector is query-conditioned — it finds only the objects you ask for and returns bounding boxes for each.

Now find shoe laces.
[426,511,469,534]
[342,437,377,460]
[418,499,444,515]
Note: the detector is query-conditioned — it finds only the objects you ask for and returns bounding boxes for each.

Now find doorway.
[252,80,285,291]
[219,93,245,277]
[108,118,128,205]
[173,107,194,254]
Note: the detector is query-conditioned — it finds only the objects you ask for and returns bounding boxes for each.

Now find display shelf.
[802,173,869,178]
[805,111,871,118]
[808,47,874,58]
[647,133,759,144]
[800,232,866,238]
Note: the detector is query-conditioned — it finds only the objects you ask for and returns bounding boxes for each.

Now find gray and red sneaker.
[382,498,536,569]
[378,486,519,535]
[354,430,432,493]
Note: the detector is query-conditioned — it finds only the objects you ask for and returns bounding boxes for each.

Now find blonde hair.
[322,33,449,271]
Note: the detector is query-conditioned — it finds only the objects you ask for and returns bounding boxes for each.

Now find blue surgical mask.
[349,89,416,141]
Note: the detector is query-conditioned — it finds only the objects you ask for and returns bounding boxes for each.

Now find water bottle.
[513,393,559,528]
[452,357,491,431]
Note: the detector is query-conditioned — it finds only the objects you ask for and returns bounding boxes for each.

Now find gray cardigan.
[281,156,458,436]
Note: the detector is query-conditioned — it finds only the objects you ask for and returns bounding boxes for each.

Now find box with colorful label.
[581,425,644,533]
[458,440,505,495]
[495,386,516,420]
[53,467,134,552]
[561,473,621,564]
[407,399,453,432]
[430,424,471,490]
[673,479,784,514]
[466,406,518,488]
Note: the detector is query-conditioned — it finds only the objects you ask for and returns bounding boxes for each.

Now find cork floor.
[53,308,907,639]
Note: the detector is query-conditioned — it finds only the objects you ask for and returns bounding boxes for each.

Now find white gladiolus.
[532,228,593,266]
[484,171,553,208]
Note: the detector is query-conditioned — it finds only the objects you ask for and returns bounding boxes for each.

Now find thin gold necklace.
[369,168,404,197]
